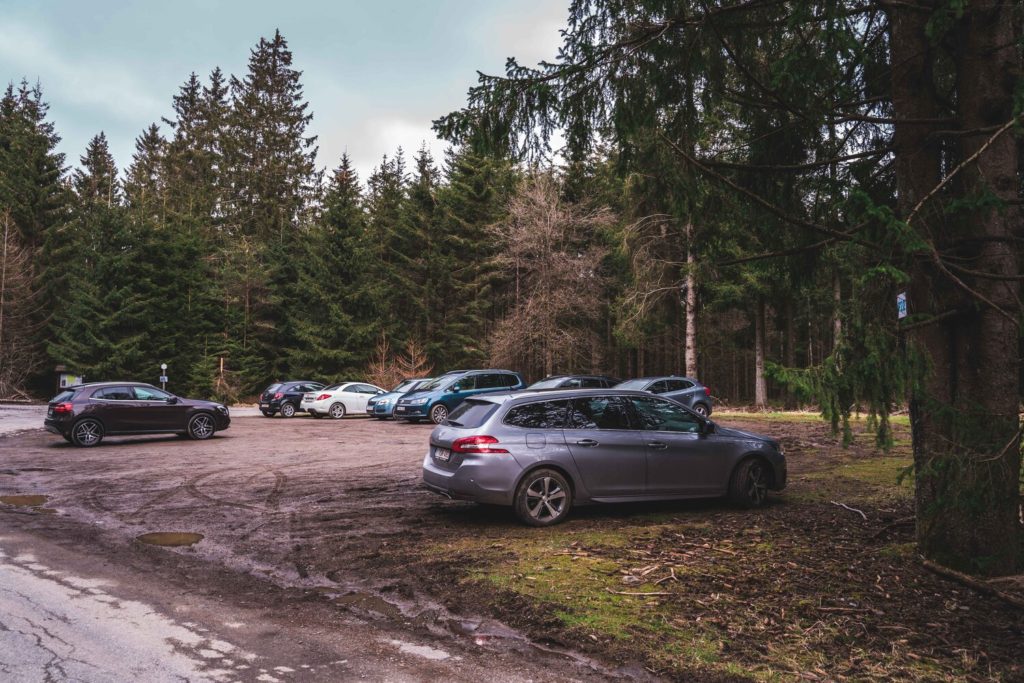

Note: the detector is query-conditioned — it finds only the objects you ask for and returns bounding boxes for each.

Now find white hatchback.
[300,382,384,419]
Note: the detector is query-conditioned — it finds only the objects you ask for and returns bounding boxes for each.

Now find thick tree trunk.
[754,296,767,408]
[892,1,1022,574]
[684,221,698,378]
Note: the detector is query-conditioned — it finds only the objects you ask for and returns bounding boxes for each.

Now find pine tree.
[124,123,166,216]
[73,132,119,206]
[225,30,319,242]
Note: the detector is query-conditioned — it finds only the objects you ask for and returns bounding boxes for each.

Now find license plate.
[396,407,406,413]
[47,407,53,417]
[434,448,450,462]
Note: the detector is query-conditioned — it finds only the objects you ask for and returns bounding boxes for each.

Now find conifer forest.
[1,0,1022,579]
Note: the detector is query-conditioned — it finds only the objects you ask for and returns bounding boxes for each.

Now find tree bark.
[684,220,698,378]
[832,269,842,351]
[754,296,767,408]
[891,0,1022,574]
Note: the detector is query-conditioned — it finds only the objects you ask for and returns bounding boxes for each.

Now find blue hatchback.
[366,377,432,419]
[394,369,525,424]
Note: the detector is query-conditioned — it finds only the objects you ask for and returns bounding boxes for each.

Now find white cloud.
[0,22,163,122]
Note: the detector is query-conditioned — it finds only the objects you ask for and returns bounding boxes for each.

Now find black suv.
[525,374,622,391]
[44,382,230,447]
[258,380,324,417]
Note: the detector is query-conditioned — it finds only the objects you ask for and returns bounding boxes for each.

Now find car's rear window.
[264,383,282,393]
[446,399,500,428]
[615,379,649,390]
[50,390,76,403]
[527,377,565,390]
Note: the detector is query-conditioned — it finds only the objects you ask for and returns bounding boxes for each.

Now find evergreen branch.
[906,115,1022,227]
[718,239,835,266]
[658,131,875,247]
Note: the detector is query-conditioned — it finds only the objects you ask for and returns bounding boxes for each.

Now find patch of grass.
[837,456,914,489]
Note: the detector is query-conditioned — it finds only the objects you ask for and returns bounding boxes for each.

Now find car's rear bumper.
[421,452,516,505]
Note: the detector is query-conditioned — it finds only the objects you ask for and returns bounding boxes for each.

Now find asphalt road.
[0,409,648,683]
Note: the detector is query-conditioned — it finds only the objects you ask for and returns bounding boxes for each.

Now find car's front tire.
[328,402,346,419]
[279,402,296,418]
[187,413,216,440]
[71,418,103,447]
[429,403,448,425]
[728,457,770,508]
[514,469,572,526]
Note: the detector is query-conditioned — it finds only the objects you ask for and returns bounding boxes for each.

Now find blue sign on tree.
[897,292,907,319]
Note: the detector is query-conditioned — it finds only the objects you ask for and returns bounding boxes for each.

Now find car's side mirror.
[166,396,178,404]
[701,420,715,435]
[449,385,461,392]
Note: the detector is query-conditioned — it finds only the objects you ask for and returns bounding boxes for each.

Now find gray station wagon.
[422,389,786,526]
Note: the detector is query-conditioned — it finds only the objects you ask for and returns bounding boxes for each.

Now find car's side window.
[453,375,477,391]
[356,384,378,394]
[94,386,134,400]
[500,373,520,387]
[580,378,602,388]
[476,374,503,389]
[629,397,701,433]
[504,400,570,428]
[567,396,632,430]
[133,386,171,401]
[563,378,582,388]
[665,379,692,392]
[648,380,668,394]
[343,385,360,393]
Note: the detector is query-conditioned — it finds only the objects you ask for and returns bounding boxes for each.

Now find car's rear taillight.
[273,392,283,400]
[451,435,509,454]
[53,402,73,414]
[316,393,331,401]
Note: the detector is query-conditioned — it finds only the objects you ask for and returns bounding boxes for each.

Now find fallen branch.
[831,501,868,520]
[605,588,672,597]
[920,557,1024,611]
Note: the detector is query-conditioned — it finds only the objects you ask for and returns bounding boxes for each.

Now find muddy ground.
[1,410,1022,681]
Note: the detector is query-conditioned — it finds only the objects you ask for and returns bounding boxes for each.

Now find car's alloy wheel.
[514,469,572,526]
[729,458,769,508]
[280,402,296,418]
[429,404,448,425]
[188,413,215,440]
[329,402,346,419]
[693,403,709,417]
[71,419,103,447]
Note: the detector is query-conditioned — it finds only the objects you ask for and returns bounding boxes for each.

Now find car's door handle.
[647,441,667,450]
[576,439,599,447]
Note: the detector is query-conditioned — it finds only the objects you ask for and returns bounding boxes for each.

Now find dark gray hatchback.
[422,389,785,526]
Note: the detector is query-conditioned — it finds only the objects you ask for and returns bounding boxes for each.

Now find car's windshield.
[391,379,416,392]
[615,379,650,390]
[419,374,461,392]
[527,377,567,390]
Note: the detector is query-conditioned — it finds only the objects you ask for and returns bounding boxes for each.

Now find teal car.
[394,369,525,424]
[366,377,432,419]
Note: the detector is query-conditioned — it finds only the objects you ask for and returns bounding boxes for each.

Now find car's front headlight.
[408,397,428,405]
[215,404,229,414]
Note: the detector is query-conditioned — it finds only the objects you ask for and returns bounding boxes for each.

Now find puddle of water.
[136,532,204,547]
[19,467,56,473]
[387,639,452,661]
[0,494,48,507]
[35,508,58,515]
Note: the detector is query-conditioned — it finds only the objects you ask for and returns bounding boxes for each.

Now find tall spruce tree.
[225,30,319,242]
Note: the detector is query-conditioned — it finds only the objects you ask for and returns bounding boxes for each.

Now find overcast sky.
[0,0,567,181]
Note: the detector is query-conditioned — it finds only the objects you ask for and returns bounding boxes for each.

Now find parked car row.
[257,371,714,427]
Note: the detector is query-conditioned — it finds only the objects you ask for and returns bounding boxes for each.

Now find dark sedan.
[44,382,230,447]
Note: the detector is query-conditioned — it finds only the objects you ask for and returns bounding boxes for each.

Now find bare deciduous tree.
[488,174,612,378]
[363,335,434,390]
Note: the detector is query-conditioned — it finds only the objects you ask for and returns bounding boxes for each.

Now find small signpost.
[160,363,168,390]
[897,292,907,320]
